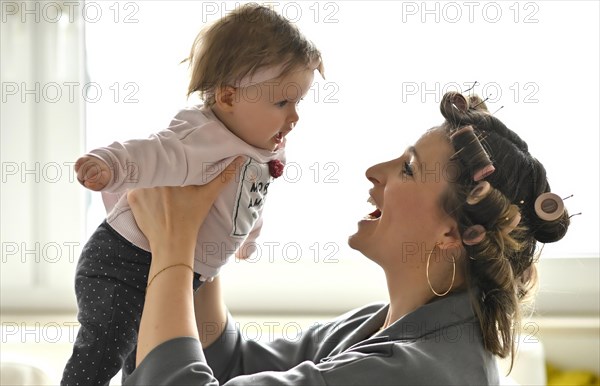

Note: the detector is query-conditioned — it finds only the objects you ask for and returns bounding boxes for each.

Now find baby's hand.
[75,155,112,191]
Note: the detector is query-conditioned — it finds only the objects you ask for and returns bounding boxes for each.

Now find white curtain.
[1,1,86,310]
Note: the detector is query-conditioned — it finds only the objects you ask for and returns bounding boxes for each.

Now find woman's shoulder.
[337,302,388,320]
[316,302,388,336]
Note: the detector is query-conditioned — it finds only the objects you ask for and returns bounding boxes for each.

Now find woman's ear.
[438,224,463,252]
[214,86,237,112]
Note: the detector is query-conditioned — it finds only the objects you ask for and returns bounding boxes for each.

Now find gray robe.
[124,291,499,385]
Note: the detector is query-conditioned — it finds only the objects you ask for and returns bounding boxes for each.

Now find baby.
[61,4,323,385]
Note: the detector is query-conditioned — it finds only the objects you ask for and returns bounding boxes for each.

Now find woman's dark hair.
[438,91,570,369]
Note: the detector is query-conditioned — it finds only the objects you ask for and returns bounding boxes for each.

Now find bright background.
[84,1,599,314]
[1,1,599,384]
[2,0,599,316]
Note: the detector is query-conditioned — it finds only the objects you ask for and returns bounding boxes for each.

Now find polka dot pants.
[61,221,201,386]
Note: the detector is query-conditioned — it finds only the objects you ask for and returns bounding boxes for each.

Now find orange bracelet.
[146,263,194,289]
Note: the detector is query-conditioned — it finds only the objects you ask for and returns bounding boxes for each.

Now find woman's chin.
[347,232,361,251]
[348,233,373,259]
[350,239,385,270]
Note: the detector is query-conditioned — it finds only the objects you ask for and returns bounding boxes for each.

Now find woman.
[123,92,570,385]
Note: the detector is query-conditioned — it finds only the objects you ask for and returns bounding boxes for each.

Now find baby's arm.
[80,120,208,193]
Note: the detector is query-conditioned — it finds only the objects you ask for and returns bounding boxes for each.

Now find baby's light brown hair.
[184,3,324,106]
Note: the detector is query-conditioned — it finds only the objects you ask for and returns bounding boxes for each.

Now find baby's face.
[226,69,315,151]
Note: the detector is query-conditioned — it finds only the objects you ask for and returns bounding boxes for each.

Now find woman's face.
[348,128,459,269]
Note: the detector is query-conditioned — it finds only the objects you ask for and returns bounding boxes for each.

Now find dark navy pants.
[61,221,201,386]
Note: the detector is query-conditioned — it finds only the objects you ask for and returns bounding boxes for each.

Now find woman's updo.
[438,91,570,363]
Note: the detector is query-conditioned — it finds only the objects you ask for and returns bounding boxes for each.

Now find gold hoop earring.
[426,245,456,297]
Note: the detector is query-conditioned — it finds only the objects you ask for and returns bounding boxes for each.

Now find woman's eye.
[402,161,414,177]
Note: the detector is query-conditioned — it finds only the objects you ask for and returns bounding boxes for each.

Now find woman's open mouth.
[366,208,381,220]
[364,196,382,220]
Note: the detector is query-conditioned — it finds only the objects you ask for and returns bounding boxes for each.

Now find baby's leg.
[61,221,150,386]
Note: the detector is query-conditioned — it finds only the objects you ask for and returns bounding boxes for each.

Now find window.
[1,1,85,310]
[2,1,598,314]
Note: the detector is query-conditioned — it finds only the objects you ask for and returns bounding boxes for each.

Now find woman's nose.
[366,158,399,185]
[366,163,384,185]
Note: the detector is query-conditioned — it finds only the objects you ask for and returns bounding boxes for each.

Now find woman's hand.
[128,157,245,259]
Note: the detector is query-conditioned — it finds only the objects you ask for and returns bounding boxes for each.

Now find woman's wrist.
[149,240,195,266]
[146,241,196,288]
[147,263,194,289]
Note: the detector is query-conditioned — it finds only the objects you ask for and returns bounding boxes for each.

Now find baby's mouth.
[273,132,284,143]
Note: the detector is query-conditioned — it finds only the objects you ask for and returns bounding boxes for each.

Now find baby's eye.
[276,100,288,107]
